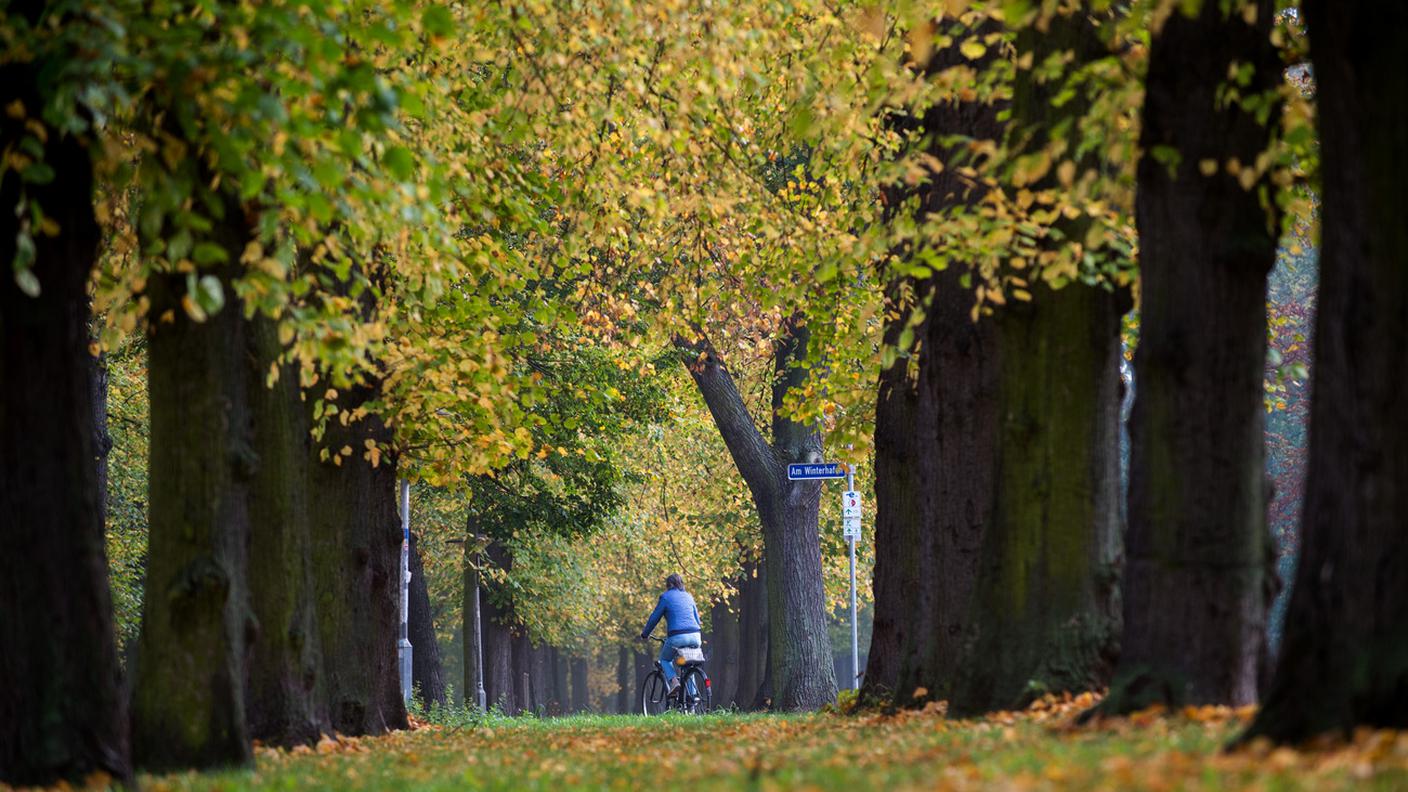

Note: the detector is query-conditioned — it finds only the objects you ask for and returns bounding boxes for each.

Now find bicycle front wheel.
[680,667,711,714]
[641,670,669,715]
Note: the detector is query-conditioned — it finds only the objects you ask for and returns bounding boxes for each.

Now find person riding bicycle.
[639,573,702,695]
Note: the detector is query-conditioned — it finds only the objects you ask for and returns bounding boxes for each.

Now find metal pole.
[398,480,413,705]
[472,554,486,711]
[846,467,858,691]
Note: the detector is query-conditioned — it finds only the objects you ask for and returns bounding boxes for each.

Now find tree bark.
[133,256,254,771]
[480,542,516,714]
[676,320,837,710]
[512,634,533,715]
[949,7,1124,717]
[952,282,1124,715]
[308,382,406,735]
[1105,0,1282,713]
[862,30,1004,706]
[734,560,770,709]
[408,532,446,708]
[710,596,741,708]
[570,657,590,714]
[244,313,325,746]
[1243,0,1408,743]
[0,45,130,782]
[529,641,550,714]
[614,647,631,714]
[546,647,567,715]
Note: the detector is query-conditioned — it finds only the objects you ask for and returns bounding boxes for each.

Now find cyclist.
[639,573,702,695]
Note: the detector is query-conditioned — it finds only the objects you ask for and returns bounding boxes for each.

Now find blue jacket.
[641,589,702,637]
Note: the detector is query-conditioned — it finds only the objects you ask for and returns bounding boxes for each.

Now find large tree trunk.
[949,7,1124,717]
[952,282,1124,715]
[512,634,533,715]
[408,533,446,708]
[480,543,516,714]
[529,641,550,714]
[1243,0,1408,743]
[734,561,769,709]
[710,597,741,708]
[862,27,1004,710]
[677,321,837,710]
[308,383,406,735]
[244,314,325,746]
[0,50,130,782]
[570,657,590,714]
[1105,0,1282,713]
[547,648,568,715]
[133,259,254,771]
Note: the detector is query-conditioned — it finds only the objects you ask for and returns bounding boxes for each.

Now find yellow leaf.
[959,39,987,60]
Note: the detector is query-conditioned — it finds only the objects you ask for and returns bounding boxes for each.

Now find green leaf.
[192,241,229,265]
[422,6,455,37]
[383,145,416,181]
[14,267,40,297]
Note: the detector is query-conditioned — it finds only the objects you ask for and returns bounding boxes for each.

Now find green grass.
[137,709,1408,791]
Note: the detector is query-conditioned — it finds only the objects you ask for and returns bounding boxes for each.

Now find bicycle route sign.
[787,462,850,480]
[842,490,861,541]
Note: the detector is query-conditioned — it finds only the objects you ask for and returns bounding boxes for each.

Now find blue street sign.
[787,462,850,480]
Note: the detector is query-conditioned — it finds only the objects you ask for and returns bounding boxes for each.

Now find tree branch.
[672,332,778,501]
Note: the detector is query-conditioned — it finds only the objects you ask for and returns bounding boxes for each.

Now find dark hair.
[665,573,685,591]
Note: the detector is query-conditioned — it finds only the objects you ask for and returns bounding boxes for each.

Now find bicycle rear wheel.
[641,670,669,715]
[680,667,711,714]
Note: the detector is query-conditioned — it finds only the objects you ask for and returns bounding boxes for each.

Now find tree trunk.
[546,647,567,715]
[949,7,1124,717]
[480,543,516,714]
[408,532,446,708]
[0,54,130,782]
[952,282,1124,715]
[244,313,325,746]
[734,560,769,709]
[633,650,653,714]
[1106,0,1282,713]
[512,634,532,715]
[614,648,631,714]
[676,319,837,710]
[862,30,1004,710]
[529,641,550,715]
[710,597,741,708]
[1243,0,1408,743]
[133,260,254,771]
[570,657,590,714]
[308,383,406,735]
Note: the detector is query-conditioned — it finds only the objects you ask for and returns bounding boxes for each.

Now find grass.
[127,699,1408,791]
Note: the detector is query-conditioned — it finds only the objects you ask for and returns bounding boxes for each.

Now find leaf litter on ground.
[10,694,1408,791]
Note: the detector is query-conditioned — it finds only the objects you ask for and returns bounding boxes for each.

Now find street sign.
[787,462,850,480]
[842,490,861,540]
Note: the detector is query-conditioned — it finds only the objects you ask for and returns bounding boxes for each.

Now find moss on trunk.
[133,261,254,772]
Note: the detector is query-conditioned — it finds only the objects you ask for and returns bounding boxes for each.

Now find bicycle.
[641,635,712,715]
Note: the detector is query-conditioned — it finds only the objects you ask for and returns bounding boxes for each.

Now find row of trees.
[854,0,1407,746]
[4,0,1404,787]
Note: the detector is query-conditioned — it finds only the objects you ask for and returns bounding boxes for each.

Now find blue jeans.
[660,632,701,693]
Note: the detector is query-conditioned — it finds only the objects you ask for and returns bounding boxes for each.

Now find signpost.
[398,480,413,706]
[842,470,859,692]
[789,461,862,691]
